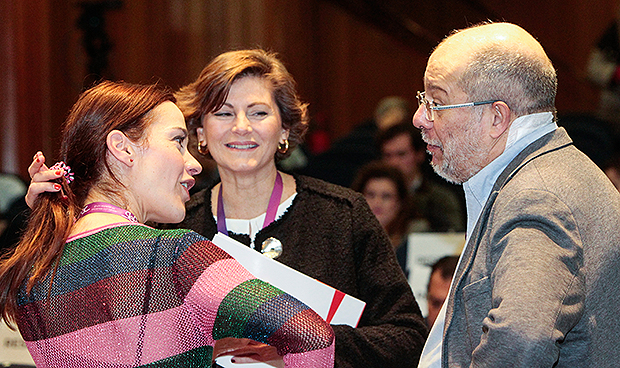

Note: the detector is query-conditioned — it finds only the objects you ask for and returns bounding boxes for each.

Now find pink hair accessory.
[50,161,75,184]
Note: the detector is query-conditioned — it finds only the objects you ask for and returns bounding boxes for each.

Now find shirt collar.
[463,112,557,238]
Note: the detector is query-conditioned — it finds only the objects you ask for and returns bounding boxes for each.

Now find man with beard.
[414,22,620,367]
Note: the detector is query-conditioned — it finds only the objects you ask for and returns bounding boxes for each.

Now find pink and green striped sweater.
[16,223,334,367]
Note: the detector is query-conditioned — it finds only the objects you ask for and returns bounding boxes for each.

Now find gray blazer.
[442,128,620,367]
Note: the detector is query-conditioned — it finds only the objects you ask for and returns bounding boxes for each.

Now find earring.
[277,139,289,154]
[197,140,208,155]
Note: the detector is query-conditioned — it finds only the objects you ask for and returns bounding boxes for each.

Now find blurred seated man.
[300,96,412,187]
[378,122,465,232]
[426,256,458,328]
[586,4,620,135]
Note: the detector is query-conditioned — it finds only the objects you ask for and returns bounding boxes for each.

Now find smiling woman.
[201,76,288,179]
[0,80,335,367]
[173,49,427,367]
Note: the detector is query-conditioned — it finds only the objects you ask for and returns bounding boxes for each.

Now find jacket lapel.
[442,128,574,361]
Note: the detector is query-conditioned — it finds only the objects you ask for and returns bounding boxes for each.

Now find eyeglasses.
[416,91,499,121]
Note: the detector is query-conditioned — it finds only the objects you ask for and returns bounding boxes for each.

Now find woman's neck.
[70,192,138,236]
[214,167,294,219]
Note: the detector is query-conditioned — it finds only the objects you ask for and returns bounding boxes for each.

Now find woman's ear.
[280,127,290,143]
[107,130,135,166]
[489,101,512,139]
[196,127,206,144]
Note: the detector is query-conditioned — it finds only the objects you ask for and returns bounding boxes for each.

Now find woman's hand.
[213,338,284,368]
[25,152,64,208]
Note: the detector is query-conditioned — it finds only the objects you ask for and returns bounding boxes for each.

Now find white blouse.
[214,193,297,246]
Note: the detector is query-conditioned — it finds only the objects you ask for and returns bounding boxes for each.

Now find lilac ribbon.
[217,172,283,234]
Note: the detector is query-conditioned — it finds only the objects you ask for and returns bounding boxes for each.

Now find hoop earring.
[277,139,289,154]
[197,141,208,155]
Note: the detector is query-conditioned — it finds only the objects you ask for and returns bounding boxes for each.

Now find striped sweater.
[16,223,334,367]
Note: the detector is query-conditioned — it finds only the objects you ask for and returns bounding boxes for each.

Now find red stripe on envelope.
[326,290,345,323]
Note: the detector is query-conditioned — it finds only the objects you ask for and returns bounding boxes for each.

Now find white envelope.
[211,233,365,327]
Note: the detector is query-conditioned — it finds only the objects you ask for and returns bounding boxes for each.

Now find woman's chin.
[150,209,186,224]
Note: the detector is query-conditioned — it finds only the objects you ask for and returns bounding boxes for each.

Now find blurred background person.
[374,96,414,131]
[0,174,26,223]
[603,154,620,191]
[351,161,428,249]
[425,256,458,328]
[300,96,412,187]
[377,122,465,232]
[587,4,620,137]
[0,174,28,257]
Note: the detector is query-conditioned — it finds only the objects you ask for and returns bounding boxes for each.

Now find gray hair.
[457,44,557,117]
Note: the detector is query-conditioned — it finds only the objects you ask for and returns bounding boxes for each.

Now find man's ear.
[106,130,136,166]
[489,101,512,139]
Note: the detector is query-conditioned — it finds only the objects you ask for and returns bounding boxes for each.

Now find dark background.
[2,0,617,180]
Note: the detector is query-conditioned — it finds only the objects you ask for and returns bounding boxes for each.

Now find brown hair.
[351,161,410,244]
[175,49,309,161]
[427,255,459,291]
[0,80,174,326]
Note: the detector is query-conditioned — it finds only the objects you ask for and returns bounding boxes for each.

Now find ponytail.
[0,173,78,328]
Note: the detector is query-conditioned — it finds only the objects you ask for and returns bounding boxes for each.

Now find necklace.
[217,172,283,234]
[77,202,139,223]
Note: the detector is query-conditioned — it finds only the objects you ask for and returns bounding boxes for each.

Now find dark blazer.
[443,128,620,367]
